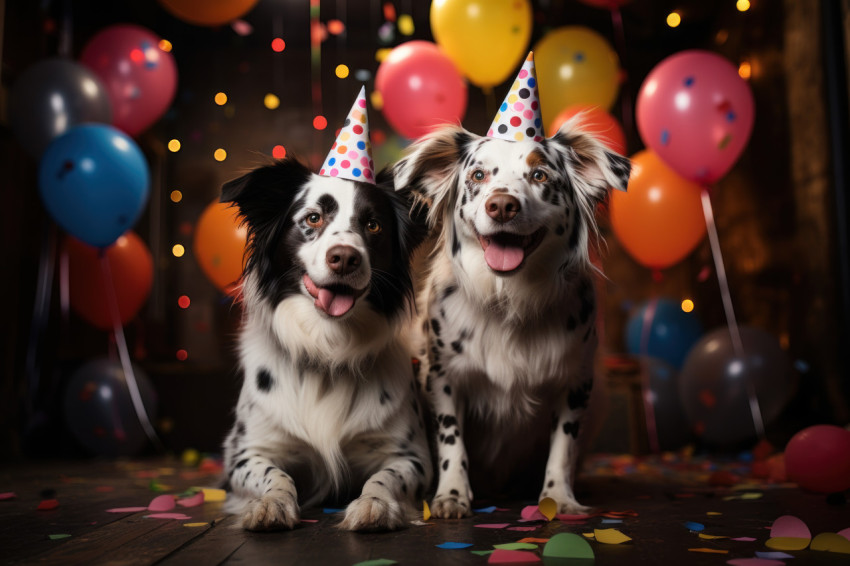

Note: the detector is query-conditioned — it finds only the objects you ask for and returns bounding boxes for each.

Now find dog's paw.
[340,495,406,531]
[241,494,300,531]
[554,498,592,516]
[430,492,472,519]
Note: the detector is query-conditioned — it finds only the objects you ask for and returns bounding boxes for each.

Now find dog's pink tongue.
[484,241,525,272]
[316,288,355,317]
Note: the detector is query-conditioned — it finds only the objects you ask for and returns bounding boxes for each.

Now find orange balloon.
[66,232,153,330]
[193,200,248,293]
[549,104,627,156]
[158,0,258,26]
[609,150,707,270]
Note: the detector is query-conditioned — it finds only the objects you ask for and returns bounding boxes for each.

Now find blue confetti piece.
[756,551,794,559]
[437,542,474,550]
[474,506,497,513]
[323,507,344,514]
[601,518,623,524]
[683,521,705,532]
[684,76,695,87]
[660,129,670,145]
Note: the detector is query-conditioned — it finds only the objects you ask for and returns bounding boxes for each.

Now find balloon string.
[99,253,163,452]
[59,242,70,323]
[25,224,57,415]
[639,296,661,454]
[700,188,766,438]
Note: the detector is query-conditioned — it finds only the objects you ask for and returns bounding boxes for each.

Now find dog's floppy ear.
[392,125,476,227]
[550,117,631,203]
[220,157,312,234]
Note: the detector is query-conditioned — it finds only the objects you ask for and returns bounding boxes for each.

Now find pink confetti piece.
[148,494,176,512]
[838,528,850,541]
[488,549,541,564]
[106,507,147,513]
[145,513,192,520]
[507,526,539,532]
[556,513,591,521]
[770,515,811,539]
[731,537,758,542]
[177,492,204,508]
[37,499,59,511]
[475,523,511,529]
[520,505,546,521]
[0,492,16,500]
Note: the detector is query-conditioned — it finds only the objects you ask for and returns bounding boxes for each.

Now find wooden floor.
[1,456,848,565]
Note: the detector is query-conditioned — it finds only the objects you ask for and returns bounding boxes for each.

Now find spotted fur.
[220,158,431,531]
[393,119,630,517]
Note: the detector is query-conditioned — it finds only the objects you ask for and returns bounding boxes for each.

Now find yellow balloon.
[431,0,532,88]
[533,26,621,129]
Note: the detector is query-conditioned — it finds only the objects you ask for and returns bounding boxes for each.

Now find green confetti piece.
[543,532,594,559]
[470,550,494,556]
[49,534,71,540]
[351,560,397,566]
[493,543,539,550]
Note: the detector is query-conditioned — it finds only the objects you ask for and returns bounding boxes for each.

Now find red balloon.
[66,232,154,330]
[636,50,754,184]
[785,425,850,493]
[609,150,706,269]
[80,24,177,136]
[549,104,626,155]
[375,41,467,139]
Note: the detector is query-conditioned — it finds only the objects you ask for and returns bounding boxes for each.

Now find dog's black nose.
[326,245,362,275]
[485,194,521,223]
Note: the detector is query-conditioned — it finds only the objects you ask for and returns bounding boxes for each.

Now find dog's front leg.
[541,377,593,515]
[229,451,300,530]
[428,369,473,519]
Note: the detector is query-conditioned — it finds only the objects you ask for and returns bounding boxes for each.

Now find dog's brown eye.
[306,213,323,228]
[532,170,548,182]
[366,219,382,234]
[472,169,486,182]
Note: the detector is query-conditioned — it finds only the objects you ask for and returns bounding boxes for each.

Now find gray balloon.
[679,326,796,446]
[643,357,693,451]
[9,58,112,157]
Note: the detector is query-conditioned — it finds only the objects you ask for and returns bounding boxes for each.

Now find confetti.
[594,528,632,544]
[323,508,345,514]
[423,500,431,521]
[106,507,147,513]
[688,548,728,554]
[770,515,811,539]
[474,506,498,513]
[698,533,728,540]
[199,488,226,502]
[684,521,705,532]
[475,523,511,529]
[755,551,793,559]
[145,513,192,520]
[352,560,397,566]
[183,523,208,528]
[177,492,204,508]
[537,498,557,521]
[488,549,541,563]
[810,532,850,553]
[494,543,538,550]
[507,526,539,532]
[148,495,176,512]
[520,505,546,521]
[37,499,59,511]
[0,492,16,500]
[48,534,71,540]
[436,542,473,549]
[765,537,810,551]
[542,532,594,559]
[518,538,549,544]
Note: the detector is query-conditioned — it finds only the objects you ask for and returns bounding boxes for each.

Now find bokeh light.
[272,145,287,159]
[172,244,185,257]
[736,0,751,11]
[335,64,350,79]
[214,92,228,105]
[264,93,280,110]
[327,19,345,35]
[178,295,191,309]
[170,190,183,203]
[271,37,285,52]
[738,60,752,79]
[398,14,414,36]
[176,349,188,361]
[313,115,328,130]
[168,139,181,152]
[667,12,682,28]
[214,148,227,161]
[159,39,173,52]
[681,299,695,313]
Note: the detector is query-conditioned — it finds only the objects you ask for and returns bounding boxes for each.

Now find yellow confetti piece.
[582,532,595,539]
[199,488,227,502]
[423,500,431,521]
[183,523,208,528]
[706,511,722,516]
[810,532,850,553]
[594,528,632,545]
[538,497,557,521]
[687,548,728,554]
[698,533,728,540]
[398,14,414,35]
[766,537,811,551]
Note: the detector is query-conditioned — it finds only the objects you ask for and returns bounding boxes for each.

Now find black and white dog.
[220,158,431,531]
[393,120,631,517]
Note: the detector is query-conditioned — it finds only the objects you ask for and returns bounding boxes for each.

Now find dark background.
[1,0,848,460]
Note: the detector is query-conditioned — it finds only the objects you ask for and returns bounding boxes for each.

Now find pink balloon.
[636,50,754,184]
[784,424,850,494]
[375,41,467,139]
[80,24,177,136]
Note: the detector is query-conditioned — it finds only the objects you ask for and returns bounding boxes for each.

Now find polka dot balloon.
[319,86,375,184]
[488,52,544,142]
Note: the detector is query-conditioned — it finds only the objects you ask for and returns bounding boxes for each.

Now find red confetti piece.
[38,499,59,511]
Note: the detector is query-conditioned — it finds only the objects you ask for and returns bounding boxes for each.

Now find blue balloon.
[626,298,703,369]
[38,124,149,248]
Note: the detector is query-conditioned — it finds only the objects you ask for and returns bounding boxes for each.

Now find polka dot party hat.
[487,52,544,142]
[319,86,375,184]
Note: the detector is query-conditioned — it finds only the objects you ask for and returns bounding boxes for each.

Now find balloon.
[80,24,177,136]
[430,0,532,88]
[626,299,703,369]
[8,59,112,158]
[636,50,754,184]
[158,0,258,26]
[375,41,467,139]
[549,104,626,155]
[38,124,150,248]
[533,26,620,129]
[679,327,796,446]
[642,358,692,451]
[784,425,850,493]
[193,200,248,293]
[64,358,157,457]
[66,233,154,330]
[609,150,706,270]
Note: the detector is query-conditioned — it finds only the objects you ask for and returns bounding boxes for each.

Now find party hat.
[319,86,375,184]
[487,52,544,142]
